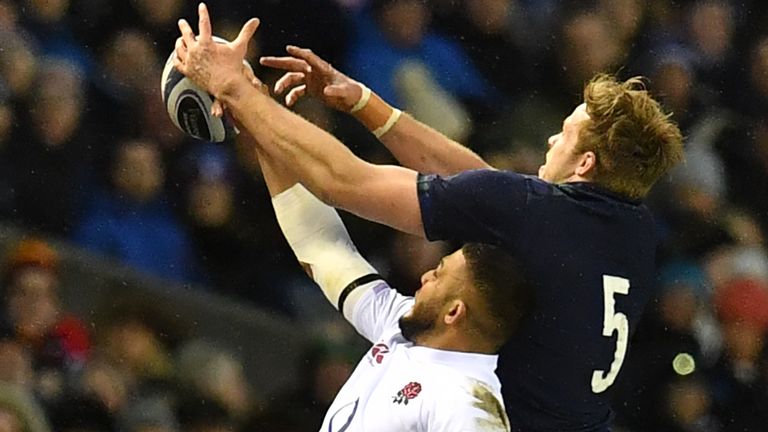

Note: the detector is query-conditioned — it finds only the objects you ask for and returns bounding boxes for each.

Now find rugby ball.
[161,36,246,142]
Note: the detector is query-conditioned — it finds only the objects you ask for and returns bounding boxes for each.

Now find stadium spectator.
[433,0,532,103]
[612,261,716,430]
[255,339,359,430]
[97,313,175,390]
[0,90,18,221]
[344,0,491,137]
[684,0,739,106]
[550,8,626,99]
[48,394,115,432]
[176,396,236,432]
[0,1,18,31]
[0,340,33,390]
[661,374,721,432]
[0,31,38,102]
[74,139,199,284]
[385,231,449,292]
[78,357,131,415]
[120,397,179,432]
[0,238,90,402]
[90,29,165,142]
[0,383,52,432]
[175,339,254,421]
[19,0,95,75]
[13,58,98,236]
[708,278,768,423]
[179,144,262,297]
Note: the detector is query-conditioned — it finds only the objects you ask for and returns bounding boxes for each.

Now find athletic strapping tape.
[373,108,402,138]
[350,84,372,113]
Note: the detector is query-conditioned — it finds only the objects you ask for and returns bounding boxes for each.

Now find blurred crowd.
[0,0,767,430]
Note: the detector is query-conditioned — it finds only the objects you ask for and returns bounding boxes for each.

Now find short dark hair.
[462,243,533,350]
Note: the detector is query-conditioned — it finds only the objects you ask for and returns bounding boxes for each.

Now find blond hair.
[577,74,684,200]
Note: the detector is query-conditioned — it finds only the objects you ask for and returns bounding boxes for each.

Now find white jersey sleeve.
[347,281,414,343]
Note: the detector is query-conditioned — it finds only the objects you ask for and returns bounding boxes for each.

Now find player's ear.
[575,151,597,178]
[444,300,466,326]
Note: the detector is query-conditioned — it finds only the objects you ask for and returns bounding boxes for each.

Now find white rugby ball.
[161,36,247,142]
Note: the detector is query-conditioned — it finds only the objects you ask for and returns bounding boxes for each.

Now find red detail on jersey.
[371,343,389,364]
[393,381,422,405]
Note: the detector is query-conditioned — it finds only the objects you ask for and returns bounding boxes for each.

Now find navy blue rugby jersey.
[417,170,657,432]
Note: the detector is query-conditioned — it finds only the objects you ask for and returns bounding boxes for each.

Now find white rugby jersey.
[321,280,510,432]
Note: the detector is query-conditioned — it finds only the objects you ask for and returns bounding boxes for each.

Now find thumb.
[323,85,343,97]
[234,18,260,50]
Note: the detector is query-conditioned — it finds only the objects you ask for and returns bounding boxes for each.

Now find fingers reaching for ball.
[198,3,213,41]
[175,37,187,63]
[242,63,269,96]
[259,56,312,74]
[234,18,261,51]
[274,72,306,95]
[285,85,307,107]
[178,19,195,48]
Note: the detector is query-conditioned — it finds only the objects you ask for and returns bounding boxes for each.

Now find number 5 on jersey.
[591,275,630,394]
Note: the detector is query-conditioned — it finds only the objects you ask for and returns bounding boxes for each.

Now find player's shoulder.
[422,375,510,431]
[419,168,539,190]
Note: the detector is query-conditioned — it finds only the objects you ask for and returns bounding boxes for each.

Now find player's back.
[417,171,658,431]
[498,179,655,431]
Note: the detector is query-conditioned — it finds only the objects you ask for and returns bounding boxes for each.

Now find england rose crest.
[392,381,422,405]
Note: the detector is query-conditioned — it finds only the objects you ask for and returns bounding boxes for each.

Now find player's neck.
[415,330,496,354]
[563,173,592,184]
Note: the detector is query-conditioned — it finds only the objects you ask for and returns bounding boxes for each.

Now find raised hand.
[260,45,363,111]
[174,3,260,98]
[210,60,269,118]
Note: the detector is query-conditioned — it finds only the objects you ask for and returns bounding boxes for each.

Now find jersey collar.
[563,181,642,205]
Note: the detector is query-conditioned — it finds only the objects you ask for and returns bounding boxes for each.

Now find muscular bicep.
[334,163,425,238]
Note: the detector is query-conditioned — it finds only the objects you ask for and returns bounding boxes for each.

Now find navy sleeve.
[417,170,532,245]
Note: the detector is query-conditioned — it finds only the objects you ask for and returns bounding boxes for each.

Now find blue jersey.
[417,170,657,432]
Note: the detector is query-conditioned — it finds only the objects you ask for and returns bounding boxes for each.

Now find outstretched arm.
[174,4,424,237]
[255,150,376,316]
[260,147,414,340]
[261,46,492,176]
[231,80,381,314]
[236,99,412,333]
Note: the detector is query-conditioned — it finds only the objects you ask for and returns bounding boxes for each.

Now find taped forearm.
[272,184,378,309]
[350,86,489,175]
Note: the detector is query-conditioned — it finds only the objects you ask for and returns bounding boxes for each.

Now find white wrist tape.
[272,184,378,309]
[373,108,402,138]
[349,84,372,113]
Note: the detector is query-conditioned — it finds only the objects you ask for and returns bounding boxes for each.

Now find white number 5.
[591,275,630,394]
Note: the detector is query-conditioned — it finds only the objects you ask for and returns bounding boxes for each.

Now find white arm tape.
[272,184,378,310]
[350,84,372,113]
[373,108,402,138]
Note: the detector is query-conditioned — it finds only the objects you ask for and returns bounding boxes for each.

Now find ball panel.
[160,50,175,96]
[177,90,212,141]
[160,35,239,143]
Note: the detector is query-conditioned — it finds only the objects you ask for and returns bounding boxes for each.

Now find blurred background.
[0,0,766,430]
